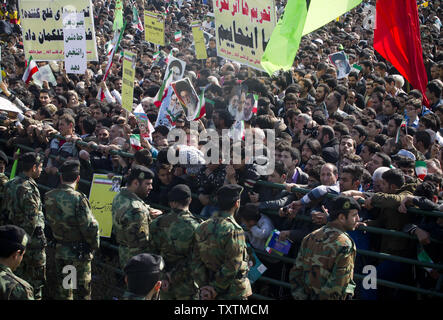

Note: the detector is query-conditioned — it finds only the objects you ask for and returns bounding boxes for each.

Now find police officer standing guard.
[123,253,165,300]
[44,160,100,300]
[112,167,162,268]
[192,184,252,300]
[149,184,202,300]
[0,225,34,300]
[290,195,362,300]
[1,152,46,300]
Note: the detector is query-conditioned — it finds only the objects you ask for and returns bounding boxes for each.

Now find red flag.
[374,0,429,106]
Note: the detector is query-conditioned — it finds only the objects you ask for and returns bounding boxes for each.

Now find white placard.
[63,12,87,74]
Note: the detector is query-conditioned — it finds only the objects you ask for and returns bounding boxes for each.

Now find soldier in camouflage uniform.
[290,196,362,300]
[123,253,165,300]
[191,184,252,300]
[44,160,100,300]
[149,184,202,300]
[112,167,162,268]
[1,152,46,300]
[0,225,34,300]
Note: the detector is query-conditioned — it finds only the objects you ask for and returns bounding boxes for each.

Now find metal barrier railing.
[1,137,442,299]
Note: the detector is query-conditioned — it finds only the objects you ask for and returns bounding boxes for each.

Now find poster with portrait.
[155,86,183,128]
[227,84,257,121]
[328,51,351,80]
[171,78,199,121]
[164,56,186,82]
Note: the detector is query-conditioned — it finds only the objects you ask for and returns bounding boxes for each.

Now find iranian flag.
[131,6,144,32]
[174,31,182,42]
[130,134,143,151]
[153,51,161,61]
[252,94,258,114]
[415,161,427,180]
[395,117,407,144]
[97,22,126,101]
[22,56,39,84]
[153,69,173,107]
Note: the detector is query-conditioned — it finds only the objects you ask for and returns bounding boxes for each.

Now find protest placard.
[88,174,122,238]
[32,64,57,87]
[121,51,136,112]
[191,21,208,60]
[171,78,200,121]
[328,51,351,79]
[19,0,98,61]
[144,11,165,46]
[164,56,186,82]
[63,12,87,74]
[213,0,276,71]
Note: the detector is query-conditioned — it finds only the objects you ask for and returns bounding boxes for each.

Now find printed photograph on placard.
[328,51,351,79]
[165,56,186,82]
[171,78,199,121]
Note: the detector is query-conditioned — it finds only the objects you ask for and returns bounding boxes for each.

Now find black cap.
[217,184,243,202]
[132,167,155,181]
[59,160,81,174]
[0,150,8,165]
[19,152,43,166]
[124,253,165,275]
[168,184,191,202]
[329,196,361,218]
[0,225,29,250]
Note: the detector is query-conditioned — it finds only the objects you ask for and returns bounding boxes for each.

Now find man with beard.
[112,167,162,268]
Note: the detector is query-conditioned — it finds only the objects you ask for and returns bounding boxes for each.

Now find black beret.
[0,225,29,249]
[217,184,243,202]
[124,253,165,275]
[132,167,155,180]
[168,184,191,202]
[329,196,361,216]
[0,151,8,165]
[19,152,43,166]
[59,160,81,174]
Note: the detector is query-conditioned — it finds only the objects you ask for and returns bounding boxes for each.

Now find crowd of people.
[0,0,442,300]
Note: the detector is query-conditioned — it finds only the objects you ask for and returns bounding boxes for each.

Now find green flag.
[113,0,124,31]
[9,148,20,180]
[260,0,309,76]
[261,0,363,76]
[302,0,362,36]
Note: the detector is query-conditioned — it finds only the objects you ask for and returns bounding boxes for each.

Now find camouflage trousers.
[54,258,92,300]
[15,248,46,300]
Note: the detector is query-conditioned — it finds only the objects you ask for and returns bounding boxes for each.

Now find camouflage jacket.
[44,184,100,260]
[112,188,151,249]
[191,210,252,300]
[1,174,45,248]
[290,223,356,300]
[149,208,202,299]
[0,264,34,300]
